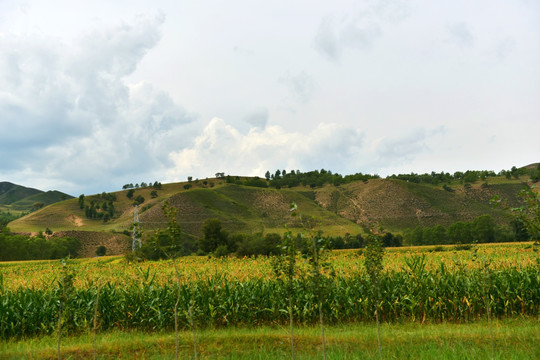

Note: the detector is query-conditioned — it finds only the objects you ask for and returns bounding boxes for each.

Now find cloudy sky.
[1,0,539,195]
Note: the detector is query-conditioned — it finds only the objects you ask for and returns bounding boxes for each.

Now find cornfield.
[0,243,538,340]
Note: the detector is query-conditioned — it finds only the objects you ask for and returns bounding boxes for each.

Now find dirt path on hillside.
[66,215,83,227]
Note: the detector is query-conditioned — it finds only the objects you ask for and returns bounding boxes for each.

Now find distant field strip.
[0,243,535,289]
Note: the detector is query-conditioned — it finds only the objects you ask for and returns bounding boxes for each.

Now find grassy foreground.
[1,318,538,359]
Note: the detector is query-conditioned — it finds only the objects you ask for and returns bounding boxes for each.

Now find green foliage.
[198,218,229,254]
[243,177,268,188]
[139,202,196,260]
[493,185,540,263]
[78,194,85,209]
[84,199,116,221]
[364,231,385,284]
[0,231,81,261]
[234,233,281,257]
[267,168,379,189]
[133,195,145,206]
[96,246,107,256]
[405,214,517,246]
[270,224,300,359]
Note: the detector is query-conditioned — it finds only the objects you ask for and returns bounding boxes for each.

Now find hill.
[7,168,535,257]
[0,182,73,213]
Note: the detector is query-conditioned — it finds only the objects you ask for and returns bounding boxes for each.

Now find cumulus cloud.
[166,118,365,181]
[0,14,195,194]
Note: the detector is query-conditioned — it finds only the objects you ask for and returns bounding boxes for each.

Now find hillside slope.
[9,174,531,239]
[9,182,364,237]
[314,179,526,231]
[0,182,73,212]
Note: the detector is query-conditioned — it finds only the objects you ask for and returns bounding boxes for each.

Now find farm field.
[0,242,538,358]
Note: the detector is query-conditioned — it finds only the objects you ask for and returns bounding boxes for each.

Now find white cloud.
[0,14,194,194]
[166,118,365,182]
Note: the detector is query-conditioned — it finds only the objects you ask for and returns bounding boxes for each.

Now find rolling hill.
[7,168,535,257]
[0,182,73,213]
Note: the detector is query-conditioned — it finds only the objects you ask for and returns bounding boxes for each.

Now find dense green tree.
[96,246,107,256]
[133,195,145,205]
[199,218,229,254]
[472,215,496,243]
[447,221,473,244]
[78,194,85,209]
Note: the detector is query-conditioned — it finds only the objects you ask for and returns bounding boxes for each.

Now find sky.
[1,0,539,196]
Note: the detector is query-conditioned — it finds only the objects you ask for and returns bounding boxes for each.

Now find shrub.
[96,246,107,256]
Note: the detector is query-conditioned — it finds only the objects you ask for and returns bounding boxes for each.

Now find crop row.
[1,263,538,340]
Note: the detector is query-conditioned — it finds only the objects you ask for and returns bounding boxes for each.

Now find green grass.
[1,319,538,359]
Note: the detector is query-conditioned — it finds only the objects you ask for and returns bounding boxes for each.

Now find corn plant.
[471,241,496,358]
[364,229,385,359]
[302,222,333,360]
[271,202,301,359]
[152,200,198,360]
[57,257,75,360]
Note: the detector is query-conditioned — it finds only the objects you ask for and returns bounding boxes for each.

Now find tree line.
[122,181,162,190]
[0,224,81,261]
[387,164,540,185]
[135,211,531,261]
[404,214,529,246]
[221,164,538,191]
[135,217,404,261]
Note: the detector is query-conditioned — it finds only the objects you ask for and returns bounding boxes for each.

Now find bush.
[133,195,145,205]
[96,246,107,256]
[214,245,229,258]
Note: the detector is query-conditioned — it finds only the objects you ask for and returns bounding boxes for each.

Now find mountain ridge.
[0,181,73,212]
